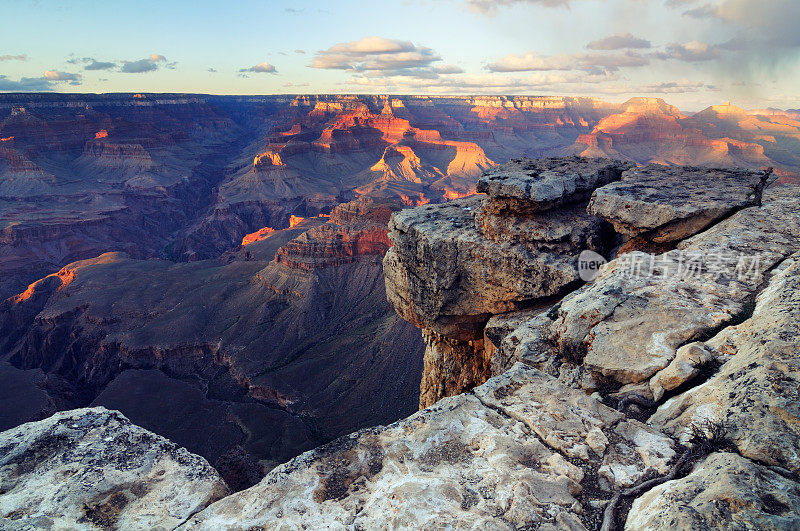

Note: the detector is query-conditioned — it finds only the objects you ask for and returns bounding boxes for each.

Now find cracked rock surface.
[626,452,800,530]
[182,364,677,530]
[0,408,228,530]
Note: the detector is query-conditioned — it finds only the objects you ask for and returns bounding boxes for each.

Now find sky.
[1,0,799,110]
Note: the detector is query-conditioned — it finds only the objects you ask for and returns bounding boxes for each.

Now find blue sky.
[1,0,798,110]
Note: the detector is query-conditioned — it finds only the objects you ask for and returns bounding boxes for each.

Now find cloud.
[120,54,169,73]
[295,49,306,54]
[344,70,621,95]
[65,56,115,70]
[0,70,83,92]
[312,36,441,73]
[239,61,277,74]
[0,54,27,62]
[0,75,53,91]
[487,51,648,73]
[639,80,709,93]
[433,64,465,74]
[208,67,217,73]
[655,41,720,62]
[43,70,82,82]
[467,0,571,15]
[587,33,651,50]
[85,60,116,70]
[682,4,717,18]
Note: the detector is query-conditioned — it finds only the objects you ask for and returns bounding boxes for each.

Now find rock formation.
[171,168,800,527]
[384,158,633,407]
[0,408,227,529]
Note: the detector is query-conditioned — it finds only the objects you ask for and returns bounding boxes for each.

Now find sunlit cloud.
[120,54,171,73]
[239,61,278,74]
[312,37,441,72]
[43,70,82,82]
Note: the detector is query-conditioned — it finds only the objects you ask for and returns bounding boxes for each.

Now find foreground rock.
[650,251,800,473]
[0,408,227,529]
[626,452,800,530]
[182,363,676,530]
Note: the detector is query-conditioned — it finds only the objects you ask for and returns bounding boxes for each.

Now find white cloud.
[239,61,277,74]
[312,37,441,72]
[467,0,571,16]
[587,33,651,50]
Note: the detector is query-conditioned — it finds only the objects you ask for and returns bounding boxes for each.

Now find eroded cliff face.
[384,158,634,406]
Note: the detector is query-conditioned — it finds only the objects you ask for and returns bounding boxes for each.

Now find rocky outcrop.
[0,408,227,530]
[384,158,630,406]
[376,158,800,527]
[588,164,768,244]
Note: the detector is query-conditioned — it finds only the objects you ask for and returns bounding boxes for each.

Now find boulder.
[477,157,631,213]
[0,407,228,530]
[588,164,768,243]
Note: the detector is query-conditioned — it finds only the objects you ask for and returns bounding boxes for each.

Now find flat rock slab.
[0,407,228,530]
[182,392,588,530]
[477,157,631,213]
[474,364,675,488]
[626,452,800,530]
[184,363,681,530]
[588,164,767,243]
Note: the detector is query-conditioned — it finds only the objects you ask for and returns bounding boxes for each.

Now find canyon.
[2,156,798,530]
[2,94,800,514]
